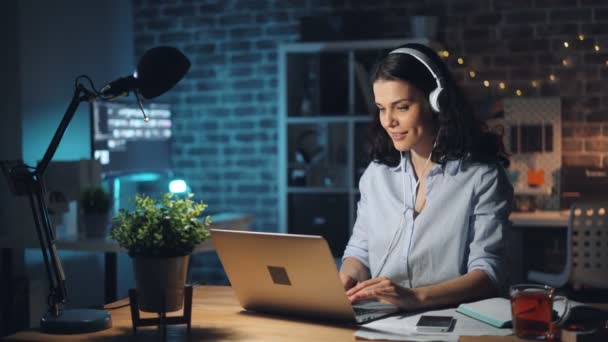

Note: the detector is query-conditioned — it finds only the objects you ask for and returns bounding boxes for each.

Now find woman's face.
[373,79,435,153]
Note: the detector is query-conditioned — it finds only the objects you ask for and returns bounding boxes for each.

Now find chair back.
[570,202,608,288]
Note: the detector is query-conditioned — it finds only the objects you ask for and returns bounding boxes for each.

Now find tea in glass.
[510,284,569,340]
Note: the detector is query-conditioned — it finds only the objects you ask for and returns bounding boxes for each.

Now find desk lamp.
[1,46,190,333]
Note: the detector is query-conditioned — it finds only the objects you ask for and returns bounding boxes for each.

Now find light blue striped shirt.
[342,154,513,289]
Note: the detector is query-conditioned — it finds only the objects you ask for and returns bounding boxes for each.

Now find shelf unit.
[278,38,430,256]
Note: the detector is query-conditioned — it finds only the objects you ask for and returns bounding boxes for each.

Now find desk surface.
[510,210,569,228]
[5,286,534,342]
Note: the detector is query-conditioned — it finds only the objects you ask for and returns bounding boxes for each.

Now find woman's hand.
[339,272,358,291]
[345,276,423,310]
[338,257,370,291]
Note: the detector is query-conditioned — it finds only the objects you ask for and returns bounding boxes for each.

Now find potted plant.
[110,193,211,313]
[79,186,112,238]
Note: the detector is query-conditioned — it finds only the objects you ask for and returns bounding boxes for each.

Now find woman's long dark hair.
[368,43,509,168]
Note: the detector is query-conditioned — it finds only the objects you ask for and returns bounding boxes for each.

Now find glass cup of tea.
[510,284,570,340]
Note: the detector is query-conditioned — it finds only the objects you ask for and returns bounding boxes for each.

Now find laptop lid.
[211,229,360,323]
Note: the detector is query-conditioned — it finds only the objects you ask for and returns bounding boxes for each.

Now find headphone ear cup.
[429,87,445,113]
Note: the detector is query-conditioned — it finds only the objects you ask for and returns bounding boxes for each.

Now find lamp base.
[40,308,112,334]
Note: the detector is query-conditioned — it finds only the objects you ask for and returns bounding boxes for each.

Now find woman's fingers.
[347,279,420,310]
[347,278,396,302]
[346,277,387,297]
[374,294,401,306]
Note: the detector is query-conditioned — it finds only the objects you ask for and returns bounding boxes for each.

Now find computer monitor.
[90,100,173,177]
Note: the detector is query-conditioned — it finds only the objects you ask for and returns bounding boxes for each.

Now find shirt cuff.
[342,245,370,269]
[468,261,501,289]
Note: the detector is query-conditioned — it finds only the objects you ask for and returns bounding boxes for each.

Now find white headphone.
[389,47,446,113]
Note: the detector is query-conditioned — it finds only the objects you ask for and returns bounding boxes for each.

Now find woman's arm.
[414,269,497,308]
[340,166,374,290]
[339,257,370,290]
[346,269,496,310]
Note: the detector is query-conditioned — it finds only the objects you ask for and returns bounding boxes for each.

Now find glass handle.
[552,295,570,326]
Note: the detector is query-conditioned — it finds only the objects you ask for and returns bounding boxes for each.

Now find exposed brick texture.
[563,154,602,167]
[132,0,608,236]
[562,139,583,152]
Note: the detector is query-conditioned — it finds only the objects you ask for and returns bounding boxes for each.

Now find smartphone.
[415,315,455,332]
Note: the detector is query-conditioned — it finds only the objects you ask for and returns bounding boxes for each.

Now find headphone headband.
[389,46,446,113]
[389,47,445,89]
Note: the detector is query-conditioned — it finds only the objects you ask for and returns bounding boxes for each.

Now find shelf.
[514,187,553,195]
[286,116,372,124]
[281,38,431,53]
[287,187,353,194]
[510,210,569,228]
[287,193,350,256]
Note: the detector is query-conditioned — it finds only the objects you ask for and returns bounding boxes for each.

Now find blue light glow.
[169,179,188,193]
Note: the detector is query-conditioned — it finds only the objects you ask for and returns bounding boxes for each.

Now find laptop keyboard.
[353,307,381,316]
[353,302,399,323]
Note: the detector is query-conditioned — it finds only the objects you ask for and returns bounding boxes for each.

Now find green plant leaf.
[109,193,211,257]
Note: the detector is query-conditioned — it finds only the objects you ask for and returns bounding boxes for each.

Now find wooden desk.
[5,286,527,342]
[510,210,569,228]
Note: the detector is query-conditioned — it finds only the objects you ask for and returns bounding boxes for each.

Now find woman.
[340,43,513,311]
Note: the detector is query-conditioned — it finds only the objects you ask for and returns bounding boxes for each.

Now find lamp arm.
[36,84,95,176]
[24,83,95,315]
[26,179,68,316]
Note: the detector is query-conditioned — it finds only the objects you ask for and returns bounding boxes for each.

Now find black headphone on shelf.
[389,46,447,113]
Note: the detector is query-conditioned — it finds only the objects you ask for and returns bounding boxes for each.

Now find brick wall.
[441,0,608,168]
[132,0,608,282]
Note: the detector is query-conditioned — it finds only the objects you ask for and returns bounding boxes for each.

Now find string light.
[447,32,602,96]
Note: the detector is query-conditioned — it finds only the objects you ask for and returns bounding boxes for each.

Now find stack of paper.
[355,306,512,341]
[355,296,604,341]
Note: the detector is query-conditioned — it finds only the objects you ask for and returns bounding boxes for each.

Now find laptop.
[210,229,399,324]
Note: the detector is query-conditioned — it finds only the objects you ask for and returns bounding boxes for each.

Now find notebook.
[456,297,512,328]
[210,229,399,324]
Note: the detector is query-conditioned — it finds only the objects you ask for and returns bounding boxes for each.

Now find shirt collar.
[390,153,461,176]
[390,153,409,173]
[443,159,461,175]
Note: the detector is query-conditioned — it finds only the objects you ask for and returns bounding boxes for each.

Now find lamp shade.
[135,46,191,99]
